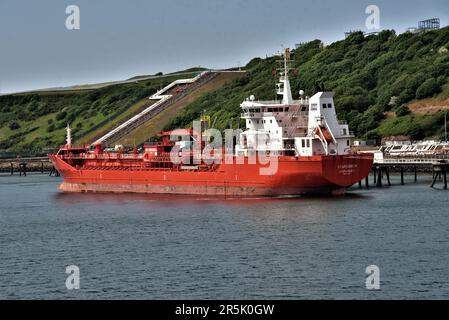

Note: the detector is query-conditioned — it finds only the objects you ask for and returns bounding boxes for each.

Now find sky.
[0,0,448,94]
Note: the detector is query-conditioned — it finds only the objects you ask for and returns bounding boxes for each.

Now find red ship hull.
[48,153,373,197]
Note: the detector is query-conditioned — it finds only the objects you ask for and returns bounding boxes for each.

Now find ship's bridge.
[240,98,309,119]
[236,47,355,157]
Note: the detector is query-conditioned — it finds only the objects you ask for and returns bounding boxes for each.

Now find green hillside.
[165,27,449,141]
[1,27,449,153]
[0,72,199,152]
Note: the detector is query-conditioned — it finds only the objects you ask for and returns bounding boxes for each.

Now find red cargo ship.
[49,49,373,196]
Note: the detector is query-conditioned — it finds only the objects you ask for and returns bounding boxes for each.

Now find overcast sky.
[0,0,448,94]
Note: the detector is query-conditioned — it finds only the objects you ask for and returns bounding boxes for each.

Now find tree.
[416,78,440,99]
[46,123,56,132]
[395,104,410,116]
[56,110,67,121]
[9,121,20,130]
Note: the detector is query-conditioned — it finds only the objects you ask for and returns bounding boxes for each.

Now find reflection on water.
[1,173,448,299]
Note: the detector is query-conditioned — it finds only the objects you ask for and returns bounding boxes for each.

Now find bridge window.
[311,103,317,110]
[306,139,310,148]
[327,103,332,108]
[322,103,327,109]
[284,107,289,112]
[302,140,305,148]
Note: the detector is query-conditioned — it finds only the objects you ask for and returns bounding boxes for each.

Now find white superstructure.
[236,48,353,157]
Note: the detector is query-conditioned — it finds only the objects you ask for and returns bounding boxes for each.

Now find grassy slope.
[77,99,158,144]
[115,72,244,145]
[376,83,449,139]
[0,72,199,151]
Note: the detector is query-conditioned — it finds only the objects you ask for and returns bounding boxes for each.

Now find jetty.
[356,153,449,189]
[0,157,58,176]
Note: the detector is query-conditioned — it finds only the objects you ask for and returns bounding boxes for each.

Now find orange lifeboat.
[314,126,334,143]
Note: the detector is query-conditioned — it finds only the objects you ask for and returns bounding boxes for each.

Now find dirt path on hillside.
[408,97,449,115]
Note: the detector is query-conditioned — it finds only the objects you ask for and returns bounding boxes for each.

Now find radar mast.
[276,48,293,105]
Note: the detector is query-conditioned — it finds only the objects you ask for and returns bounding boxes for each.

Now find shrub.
[47,123,56,132]
[56,110,67,121]
[9,121,20,130]
[395,104,410,116]
[416,78,440,99]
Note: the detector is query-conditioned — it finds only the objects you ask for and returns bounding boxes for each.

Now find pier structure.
[0,157,57,176]
[358,154,449,190]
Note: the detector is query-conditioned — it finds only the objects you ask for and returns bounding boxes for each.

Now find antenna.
[275,48,293,104]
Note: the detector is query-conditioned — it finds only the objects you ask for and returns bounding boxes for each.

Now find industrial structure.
[418,17,440,31]
[408,17,441,33]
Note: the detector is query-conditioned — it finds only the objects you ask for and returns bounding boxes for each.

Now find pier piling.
[444,167,447,190]
[385,167,391,186]
[19,163,27,176]
[430,162,449,189]
[373,168,377,184]
[376,167,383,188]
